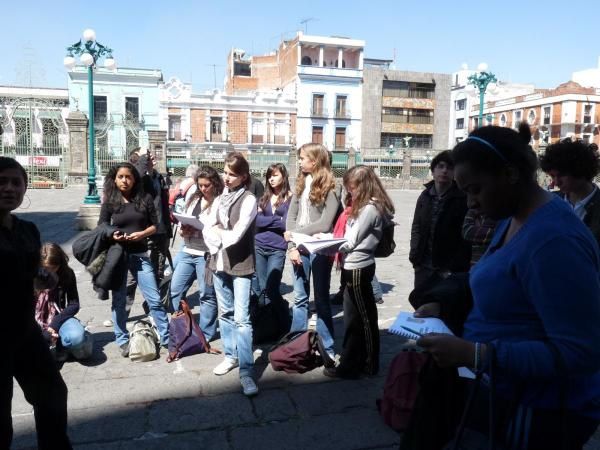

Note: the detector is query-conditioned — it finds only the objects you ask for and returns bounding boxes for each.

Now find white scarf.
[298,174,313,227]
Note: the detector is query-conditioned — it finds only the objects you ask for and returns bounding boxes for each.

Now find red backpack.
[268,330,334,374]
[376,350,429,431]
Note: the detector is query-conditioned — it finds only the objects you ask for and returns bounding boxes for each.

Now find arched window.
[500,114,507,127]
[301,56,312,66]
[528,109,536,124]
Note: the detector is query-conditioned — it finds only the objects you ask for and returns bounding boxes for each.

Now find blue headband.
[466,136,508,163]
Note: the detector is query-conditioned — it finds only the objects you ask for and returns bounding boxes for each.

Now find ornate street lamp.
[64,29,116,204]
[468,63,497,129]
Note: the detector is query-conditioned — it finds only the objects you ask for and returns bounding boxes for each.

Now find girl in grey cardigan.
[324,166,395,378]
[284,144,340,358]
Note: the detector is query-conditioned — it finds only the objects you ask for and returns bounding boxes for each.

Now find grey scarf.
[218,187,245,229]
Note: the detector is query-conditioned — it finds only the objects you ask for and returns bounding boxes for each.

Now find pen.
[401,326,424,338]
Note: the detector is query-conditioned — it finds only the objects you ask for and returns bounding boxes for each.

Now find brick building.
[472,81,600,150]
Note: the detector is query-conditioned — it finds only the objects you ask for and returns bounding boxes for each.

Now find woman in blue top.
[417,124,600,449]
[253,163,292,309]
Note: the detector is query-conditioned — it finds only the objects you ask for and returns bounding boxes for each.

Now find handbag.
[268,330,334,374]
[166,299,221,362]
[250,290,291,344]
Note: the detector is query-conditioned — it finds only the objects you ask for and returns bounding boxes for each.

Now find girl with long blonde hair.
[284,143,341,358]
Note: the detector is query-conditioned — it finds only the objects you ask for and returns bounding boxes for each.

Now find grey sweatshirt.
[286,189,340,236]
[339,203,383,269]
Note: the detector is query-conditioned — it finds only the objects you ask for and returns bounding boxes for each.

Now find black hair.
[0,156,28,184]
[452,123,538,182]
[186,165,224,209]
[103,162,145,211]
[540,139,600,181]
[430,150,454,172]
[260,163,291,210]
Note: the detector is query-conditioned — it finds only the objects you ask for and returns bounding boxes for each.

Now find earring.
[19,193,31,210]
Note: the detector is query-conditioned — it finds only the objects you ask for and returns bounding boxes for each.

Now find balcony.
[334,109,351,120]
[298,65,362,79]
[311,108,328,118]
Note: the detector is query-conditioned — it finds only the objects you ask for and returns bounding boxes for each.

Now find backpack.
[250,290,292,345]
[129,319,160,362]
[168,178,195,224]
[268,330,334,374]
[376,349,428,431]
[375,217,396,258]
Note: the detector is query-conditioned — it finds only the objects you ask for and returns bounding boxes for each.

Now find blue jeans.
[213,272,253,378]
[58,317,86,349]
[111,254,169,346]
[372,274,382,300]
[290,252,334,355]
[253,247,286,304]
[170,250,218,341]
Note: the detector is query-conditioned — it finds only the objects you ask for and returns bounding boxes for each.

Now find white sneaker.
[241,376,258,396]
[213,358,239,376]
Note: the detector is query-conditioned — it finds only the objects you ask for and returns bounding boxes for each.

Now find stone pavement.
[10,187,600,449]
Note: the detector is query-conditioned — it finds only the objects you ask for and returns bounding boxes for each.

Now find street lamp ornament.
[468,63,497,129]
[64,29,116,204]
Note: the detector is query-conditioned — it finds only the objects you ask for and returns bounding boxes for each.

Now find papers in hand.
[388,312,453,339]
[173,213,204,231]
[292,232,347,254]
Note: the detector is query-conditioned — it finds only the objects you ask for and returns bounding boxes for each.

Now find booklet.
[173,213,204,231]
[388,311,453,339]
[292,232,347,254]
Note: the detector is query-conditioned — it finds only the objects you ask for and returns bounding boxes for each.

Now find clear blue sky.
[0,0,597,92]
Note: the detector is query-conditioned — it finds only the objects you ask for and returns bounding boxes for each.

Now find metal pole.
[478,86,485,128]
[84,64,100,204]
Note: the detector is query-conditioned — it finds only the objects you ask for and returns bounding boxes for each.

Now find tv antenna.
[206,64,223,89]
[300,17,317,34]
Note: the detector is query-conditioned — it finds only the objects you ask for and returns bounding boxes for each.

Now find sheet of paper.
[173,213,204,231]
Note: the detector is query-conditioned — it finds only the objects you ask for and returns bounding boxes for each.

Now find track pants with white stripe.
[338,263,380,377]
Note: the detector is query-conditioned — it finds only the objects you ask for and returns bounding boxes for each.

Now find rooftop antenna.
[300,17,316,34]
[206,64,223,89]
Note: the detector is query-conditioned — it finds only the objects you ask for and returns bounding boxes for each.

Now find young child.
[285,143,340,359]
[325,165,395,378]
[35,243,93,361]
[204,152,258,397]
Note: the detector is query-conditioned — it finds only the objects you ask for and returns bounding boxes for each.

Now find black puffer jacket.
[409,181,471,273]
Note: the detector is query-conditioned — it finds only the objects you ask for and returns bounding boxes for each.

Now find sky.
[0,0,597,92]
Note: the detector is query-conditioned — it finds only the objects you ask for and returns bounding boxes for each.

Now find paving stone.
[75,430,229,450]
[251,389,297,422]
[68,405,146,444]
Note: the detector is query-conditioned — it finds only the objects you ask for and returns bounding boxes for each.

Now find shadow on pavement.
[15,211,80,245]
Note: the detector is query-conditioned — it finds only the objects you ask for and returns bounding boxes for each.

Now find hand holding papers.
[291,232,347,255]
[173,213,204,231]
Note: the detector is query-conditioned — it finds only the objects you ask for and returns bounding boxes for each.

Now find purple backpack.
[166,300,220,362]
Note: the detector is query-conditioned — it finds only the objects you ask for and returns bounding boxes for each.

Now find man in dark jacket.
[409,150,470,289]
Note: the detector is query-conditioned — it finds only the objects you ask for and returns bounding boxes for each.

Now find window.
[500,114,507,127]
[382,107,433,124]
[514,111,522,128]
[126,129,139,153]
[312,126,323,144]
[382,81,435,99]
[334,59,346,68]
[335,95,347,118]
[528,109,536,124]
[380,133,432,148]
[473,117,479,129]
[168,116,181,140]
[274,121,287,145]
[583,134,592,145]
[584,105,593,124]
[486,114,493,125]
[301,56,312,66]
[335,127,346,149]
[233,61,251,76]
[93,95,107,123]
[41,119,59,151]
[125,97,139,122]
[312,94,325,116]
[14,117,31,154]
[543,106,551,125]
[251,120,265,143]
[456,118,464,129]
[211,118,222,141]
[455,99,466,111]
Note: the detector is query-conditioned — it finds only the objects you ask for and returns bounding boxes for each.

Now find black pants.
[1,322,71,449]
[148,233,170,280]
[338,263,380,377]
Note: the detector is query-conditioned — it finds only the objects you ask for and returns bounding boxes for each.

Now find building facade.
[362,60,451,152]
[67,66,163,174]
[471,81,600,149]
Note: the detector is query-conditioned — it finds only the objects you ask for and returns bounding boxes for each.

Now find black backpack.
[375,218,396,258]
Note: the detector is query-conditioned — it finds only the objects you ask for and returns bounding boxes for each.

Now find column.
[247,112,253,144]
[205,112,211,142]
[222,112,228,142]
[359,50,364,70]
[269,113,275,144]
[319,46,324,67]
[338,48,343,68]
[285,113,291,145]
[65,110,89,184]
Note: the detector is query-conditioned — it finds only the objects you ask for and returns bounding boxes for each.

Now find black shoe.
[142,301,150,315]
[330,292,343,305]
[376,297,384,305]
[120,342,130,358]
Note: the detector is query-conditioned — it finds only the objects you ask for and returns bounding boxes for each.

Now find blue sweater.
[464,196,600,417]
[255,199,290,251]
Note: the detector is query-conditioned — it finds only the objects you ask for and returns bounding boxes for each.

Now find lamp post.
[64,29,116,204]
[468,63,497,129]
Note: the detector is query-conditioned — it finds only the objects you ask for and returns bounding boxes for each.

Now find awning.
[13,109,32,118]
[38,110,62,120]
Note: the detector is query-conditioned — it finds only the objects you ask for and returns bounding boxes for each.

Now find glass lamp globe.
[63,56,76,69]
[80,53,94,66]
[104,57,116,70]
[477,62,488,72]
[82,29,96,42]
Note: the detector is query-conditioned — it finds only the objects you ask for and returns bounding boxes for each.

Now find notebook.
[388,311,453,339]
